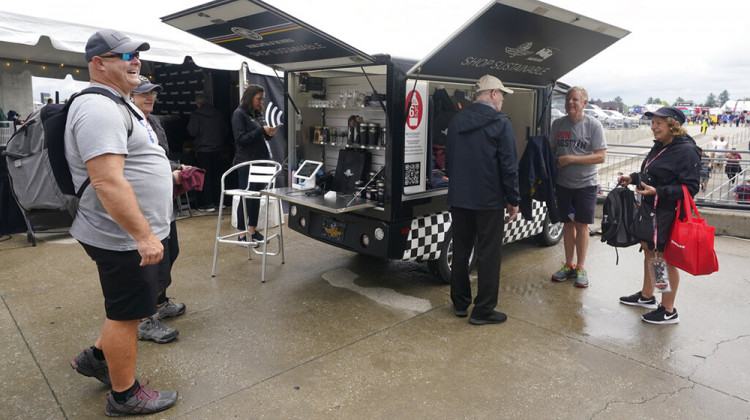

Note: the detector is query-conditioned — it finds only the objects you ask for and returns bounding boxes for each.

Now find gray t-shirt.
[64,83,172,251]
[550,114,606,188]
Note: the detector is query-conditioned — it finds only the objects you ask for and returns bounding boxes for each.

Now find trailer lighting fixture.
[374,228,384,241]
[290,205,297,216]
[299,216,306,228]
[360,234,370,248]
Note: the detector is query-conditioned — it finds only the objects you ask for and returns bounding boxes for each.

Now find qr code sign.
[404,162,421,187]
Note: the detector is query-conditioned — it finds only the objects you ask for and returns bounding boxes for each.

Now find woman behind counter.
[231,84,278,243]
[617,107,701,325]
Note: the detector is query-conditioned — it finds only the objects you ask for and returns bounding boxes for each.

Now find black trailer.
[163,0,628,282]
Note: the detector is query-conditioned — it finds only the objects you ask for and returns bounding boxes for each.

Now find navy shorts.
[80,239,170,321]
[555,185,598,224]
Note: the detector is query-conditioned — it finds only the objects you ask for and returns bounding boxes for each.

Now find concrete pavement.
[1,212,749,419]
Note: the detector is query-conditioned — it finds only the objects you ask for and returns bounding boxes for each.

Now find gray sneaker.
[71,346,110,385]
[157,299,186,320]
[105,381,177,417]
[551,263,576,282]
[138,316,179,344]
[574,266,589,288]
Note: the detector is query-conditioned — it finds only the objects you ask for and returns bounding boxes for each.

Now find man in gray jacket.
[446,74,520,326]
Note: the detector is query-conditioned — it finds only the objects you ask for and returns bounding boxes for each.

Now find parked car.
[602,110,625,129]
[550,107,565,124]
[583,108,614,129]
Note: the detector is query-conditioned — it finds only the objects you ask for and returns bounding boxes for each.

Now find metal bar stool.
[212,160,284,279]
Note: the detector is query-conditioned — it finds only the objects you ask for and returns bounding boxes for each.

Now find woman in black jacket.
[231,84,278,242]
[616,107,701,325]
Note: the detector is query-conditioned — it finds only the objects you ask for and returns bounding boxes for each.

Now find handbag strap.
[679,184,700,222]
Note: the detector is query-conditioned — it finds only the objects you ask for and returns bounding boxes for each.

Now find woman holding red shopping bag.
[616,107,701,325]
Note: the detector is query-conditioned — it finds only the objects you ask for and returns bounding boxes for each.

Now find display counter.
[262,187,377,214]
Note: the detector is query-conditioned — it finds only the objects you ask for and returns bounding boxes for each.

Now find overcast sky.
[25,0,750,107]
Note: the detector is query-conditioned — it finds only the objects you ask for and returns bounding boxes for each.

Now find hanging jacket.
[519,135,560,222]
[187,105,230,153]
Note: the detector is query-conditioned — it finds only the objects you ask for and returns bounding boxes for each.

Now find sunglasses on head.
[99,51,140,61]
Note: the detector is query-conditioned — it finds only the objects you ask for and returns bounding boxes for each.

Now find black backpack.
[2,87,138,231]
[601,186,639,261]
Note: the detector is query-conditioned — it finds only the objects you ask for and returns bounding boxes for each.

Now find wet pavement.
[1,211,749,419]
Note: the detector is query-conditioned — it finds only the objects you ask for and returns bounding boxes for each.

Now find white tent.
[720,101,750,113]
[0,11,273,78]
[0,11,275,118]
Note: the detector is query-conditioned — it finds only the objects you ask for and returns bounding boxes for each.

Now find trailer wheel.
[536,214,564,246]
[427,227,476,284]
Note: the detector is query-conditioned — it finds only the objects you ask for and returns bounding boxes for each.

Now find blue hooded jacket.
[446,101,520,210]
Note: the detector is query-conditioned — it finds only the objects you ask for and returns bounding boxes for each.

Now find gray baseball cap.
[85,29,150,62]
[132,75,163,94]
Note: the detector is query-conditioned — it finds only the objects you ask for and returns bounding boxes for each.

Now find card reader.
[292,160,323,190]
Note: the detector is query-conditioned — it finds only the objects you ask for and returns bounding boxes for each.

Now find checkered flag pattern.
[503,200,546,244]
[401,212,452,261]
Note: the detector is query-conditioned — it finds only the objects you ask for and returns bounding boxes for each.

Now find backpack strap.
[69,87,143,198]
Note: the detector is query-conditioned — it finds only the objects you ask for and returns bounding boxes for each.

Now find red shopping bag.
[664,185,719,275]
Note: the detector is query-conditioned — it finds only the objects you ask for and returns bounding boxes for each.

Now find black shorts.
[80,239,170,321]
[555,185,598,224]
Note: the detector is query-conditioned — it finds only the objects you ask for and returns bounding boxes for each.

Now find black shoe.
[469,310,507,325]
[642,305,679,325]
[454,308,468,318]
[251,232,264,242]
[619,291,658,309]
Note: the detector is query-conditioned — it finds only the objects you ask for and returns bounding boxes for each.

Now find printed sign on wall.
[404,80,428,194]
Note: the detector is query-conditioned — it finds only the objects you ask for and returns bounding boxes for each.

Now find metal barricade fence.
[0,121,14,147]
[598,129,750,209]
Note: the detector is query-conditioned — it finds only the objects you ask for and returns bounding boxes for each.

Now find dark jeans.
[195,151,226,207]
[450,207,505,318]
[236,164,263,230]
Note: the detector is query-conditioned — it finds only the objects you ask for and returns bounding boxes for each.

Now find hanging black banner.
[245,71,288,187]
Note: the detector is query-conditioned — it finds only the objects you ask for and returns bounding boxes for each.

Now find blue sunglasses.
[98,51,140,61]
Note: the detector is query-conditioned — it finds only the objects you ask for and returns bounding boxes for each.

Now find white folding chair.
[212,160,285,280]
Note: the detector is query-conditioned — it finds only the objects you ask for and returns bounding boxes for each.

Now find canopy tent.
[0,11,273,80]
[720,101,750,114]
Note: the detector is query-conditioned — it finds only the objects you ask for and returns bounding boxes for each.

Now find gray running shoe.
[551,263,576,282]
[573,266,589,288]
[105,381,177,417]
[138,316,179,344]
[71,346,110,385]
[157,299,186,320]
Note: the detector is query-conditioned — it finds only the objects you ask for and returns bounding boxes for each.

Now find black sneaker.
[105,381,177,417]
[469,310,507,325]
[619,291,658,309]
[454,307,468,318]
[642,305,679,325]
[250,231,264,242]
[71,346,110,385]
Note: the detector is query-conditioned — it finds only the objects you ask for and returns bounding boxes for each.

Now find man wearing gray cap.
[66,29,177,416]
[446,74,520,326]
